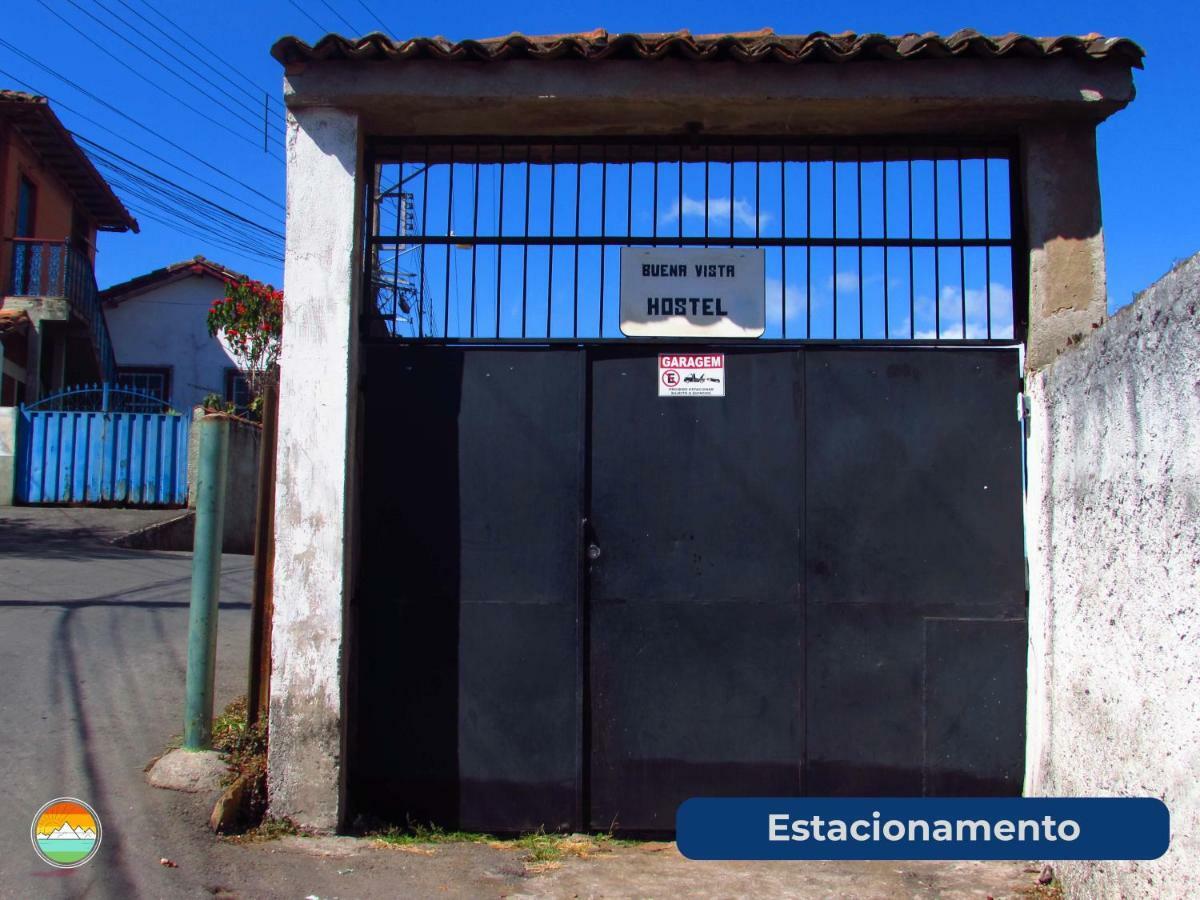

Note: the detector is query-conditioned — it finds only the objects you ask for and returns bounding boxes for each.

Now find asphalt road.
[0,508,252,899]
[0,508,1042,900]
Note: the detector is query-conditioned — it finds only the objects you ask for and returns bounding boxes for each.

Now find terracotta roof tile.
[272,28,1144,68]
[99,255,248,304]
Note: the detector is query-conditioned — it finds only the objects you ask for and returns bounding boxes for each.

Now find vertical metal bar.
[469,147,480,337]
[420,145,430,337]
[391,160,402,334]
[522,145,531,337]
[678,141,684,245]
[627,144,633,242]
[599,143,607,336]
[781,145,787,337]
[754,144,762,242]
[443,144,454,336]
[1009,146,1028,343]
[495,144,505,337]
[957,149,966,338]
[908,152,915,339]
[857,145,864,338]
[984,152,992,339]
[704,146,710,247]
[652,143,659,241]
[805,144,811,339]
[546,144,556,337]
[247,380,278,727]
[728,145,735,237]
[883,148,890,338]
[832,150,838,337]
[573,144,582,338]
[933,151,941,338]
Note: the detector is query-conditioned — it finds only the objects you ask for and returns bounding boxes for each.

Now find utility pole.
[183,414,230,749]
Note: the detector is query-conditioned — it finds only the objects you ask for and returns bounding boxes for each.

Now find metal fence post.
[184,413,230,749]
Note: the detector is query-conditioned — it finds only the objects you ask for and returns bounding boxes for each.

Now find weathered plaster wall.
[1026,251,1200,898]
[103,273,238,411]
[1021,125,1109,372]
[186,409,260,553]
[267,106,362,831]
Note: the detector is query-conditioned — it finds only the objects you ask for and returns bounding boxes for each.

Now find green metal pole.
[184,414,230,749]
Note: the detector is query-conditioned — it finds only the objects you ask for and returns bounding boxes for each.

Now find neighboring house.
[0,90,137,402]
[100,256,250,411]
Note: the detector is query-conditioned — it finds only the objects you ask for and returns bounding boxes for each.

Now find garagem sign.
[620,248,765,338]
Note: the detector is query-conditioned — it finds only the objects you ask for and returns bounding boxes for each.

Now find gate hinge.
[1016,392,1032,423]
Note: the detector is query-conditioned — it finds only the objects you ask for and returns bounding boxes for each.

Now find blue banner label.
[676,798,1169,860]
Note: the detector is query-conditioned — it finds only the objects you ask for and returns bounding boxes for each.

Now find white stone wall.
[267,106,362,831]
[103,273,239,410]
[1026,251,1200,898]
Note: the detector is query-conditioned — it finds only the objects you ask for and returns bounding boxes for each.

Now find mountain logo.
[31,798,102,868]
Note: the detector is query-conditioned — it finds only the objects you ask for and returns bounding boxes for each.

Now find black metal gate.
[351,342,1025,834]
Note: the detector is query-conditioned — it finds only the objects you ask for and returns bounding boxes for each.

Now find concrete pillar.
[267,106,363,831]
[1020,124,1108,372]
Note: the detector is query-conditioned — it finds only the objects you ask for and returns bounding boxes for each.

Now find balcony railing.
[6,238,117,383]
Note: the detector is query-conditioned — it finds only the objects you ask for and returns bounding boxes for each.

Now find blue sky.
[2,0,1196,315]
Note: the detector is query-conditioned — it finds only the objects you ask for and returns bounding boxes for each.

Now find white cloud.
[660,195,772,231]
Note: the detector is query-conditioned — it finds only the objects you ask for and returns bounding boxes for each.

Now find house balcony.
[3,237,116,385]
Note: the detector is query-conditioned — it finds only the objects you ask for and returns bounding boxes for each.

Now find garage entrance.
[349,137,1026,834]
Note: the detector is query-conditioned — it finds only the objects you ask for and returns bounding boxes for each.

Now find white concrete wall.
[1026,251,1200,898]
[186,409,261,553]
[103,273,238,410]
[0,406,16,505]
[267,106,363,831]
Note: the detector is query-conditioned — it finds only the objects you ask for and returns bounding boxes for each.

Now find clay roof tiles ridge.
[271,28,1144,68]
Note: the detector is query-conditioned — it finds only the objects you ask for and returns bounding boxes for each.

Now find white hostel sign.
[659,353,725,397]
[620,248,765,338]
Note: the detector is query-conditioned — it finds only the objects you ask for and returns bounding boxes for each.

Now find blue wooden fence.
[15,385,190,506]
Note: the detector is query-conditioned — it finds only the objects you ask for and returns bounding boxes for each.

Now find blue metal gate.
[16,384,190,506]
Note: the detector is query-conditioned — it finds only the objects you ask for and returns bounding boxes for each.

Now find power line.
[286,0,335,35]
[0,65,282,225]
[115,0,286,117]
[123,202,282,265]
[353,0,396,35]
[94,154,285,261]
[314,0,360,34]
[0,47,284,211]
[76,135,283,240]
[88,0,282,132]
[36,0,283,160]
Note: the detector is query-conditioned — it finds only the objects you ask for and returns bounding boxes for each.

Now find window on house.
[16,176,37,238]
[224,368,251,412]
[116,367,172,410]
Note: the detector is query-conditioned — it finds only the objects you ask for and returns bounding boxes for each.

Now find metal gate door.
[588,348,805,832]
[353,343,1025,833]
[353,346,585,832]
[16,384,190,506]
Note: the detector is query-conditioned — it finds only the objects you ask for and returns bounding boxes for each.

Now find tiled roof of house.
[272,28,1144,68]
[99,256,246,304]
[0,91,138,233]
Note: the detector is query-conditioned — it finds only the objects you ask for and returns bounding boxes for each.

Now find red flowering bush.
[207,278,283,406]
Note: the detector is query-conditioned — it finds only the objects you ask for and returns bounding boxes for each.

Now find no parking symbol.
[658,353,725,397]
